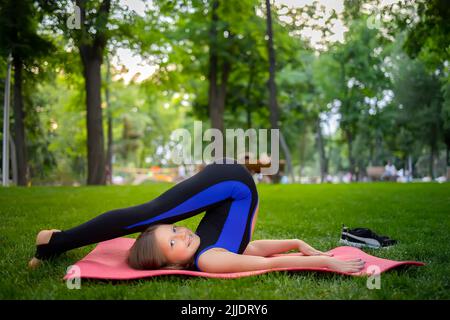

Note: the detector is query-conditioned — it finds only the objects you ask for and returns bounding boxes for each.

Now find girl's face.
[154,224,201,265]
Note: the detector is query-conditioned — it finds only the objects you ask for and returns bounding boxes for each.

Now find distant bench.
[244,160,285,174]
[367,166,385,181]
[196,159,286,182]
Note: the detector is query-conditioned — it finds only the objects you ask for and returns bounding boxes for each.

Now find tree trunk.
[429,143,437,179]
[447,145,449,168]
[408,154,413,179]
[77,0,110,185]
[217,58,231,131]
[208,56,223,133]
[266,0,293,182]
[345,129,355,180]
[339,61,355,181]
[443,128,450,179]
[315,116,328,182]
[105,57,113,185]
[207,0,232,159]
[279,131,295,182]
[447,147,450,180]
[12,55,28,186]
[208,0,224,134]
[266,0,278,130]
[80,48,106,185]
[445,133,450,166]
[245,64,255,129]
[246,106,252,129]
[298,125,306,182]
[9,135,18,184]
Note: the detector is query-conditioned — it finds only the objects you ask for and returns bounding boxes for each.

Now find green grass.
[1,182,449,299]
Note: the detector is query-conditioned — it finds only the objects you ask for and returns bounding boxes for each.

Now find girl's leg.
[33,159,257,260]
[193,172,259,266]
[250,203,259,239]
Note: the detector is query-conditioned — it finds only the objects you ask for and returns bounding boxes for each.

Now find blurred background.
[0,0,449,186]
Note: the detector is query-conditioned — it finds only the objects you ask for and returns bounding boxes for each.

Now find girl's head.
[127,224,201,270]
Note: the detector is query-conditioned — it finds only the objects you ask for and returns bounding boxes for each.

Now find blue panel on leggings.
[124,180,251,230]
[214,196,251,252]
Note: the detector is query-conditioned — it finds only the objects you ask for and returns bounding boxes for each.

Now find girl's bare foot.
[28,229,61,269]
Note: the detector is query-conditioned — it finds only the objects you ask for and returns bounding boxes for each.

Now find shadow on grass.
[73,274,209,287]
[74,270,354,287]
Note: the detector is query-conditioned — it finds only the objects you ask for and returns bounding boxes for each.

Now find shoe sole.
[341,232,382,247]
[339,238,381,249]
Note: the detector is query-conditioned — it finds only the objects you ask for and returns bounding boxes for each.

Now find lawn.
[0,182,449,299]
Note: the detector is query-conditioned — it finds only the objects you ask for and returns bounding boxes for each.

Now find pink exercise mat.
[63,237,425,280]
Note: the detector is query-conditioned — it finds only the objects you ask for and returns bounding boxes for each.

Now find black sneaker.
[340,225,397,249]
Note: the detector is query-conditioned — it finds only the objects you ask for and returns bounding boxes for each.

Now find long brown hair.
[127,225,194,270]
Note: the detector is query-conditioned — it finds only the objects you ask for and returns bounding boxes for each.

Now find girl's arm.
[198,249,328,273]
[243,239,333,257]
[243,239,300,257]
[197,249,364,274]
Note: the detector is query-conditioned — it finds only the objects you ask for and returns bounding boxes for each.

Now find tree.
[39,0,112,184]
[152,0,263,159]
[265,0,294,182]
[320,11,391,180]
[39,0,152,184]
[76,0,111,185]
[207,0,228,135]
[402,0,450,168]
[0,0,54,186]
[392,55,444,178]
[403,0,450,68]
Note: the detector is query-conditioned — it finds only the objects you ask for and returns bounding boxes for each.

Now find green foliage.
[0,0,55,62]
[403,0,450,69]
[2,0,450,183]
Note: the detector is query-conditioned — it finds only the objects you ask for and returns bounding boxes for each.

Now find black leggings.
[35,158,259,268]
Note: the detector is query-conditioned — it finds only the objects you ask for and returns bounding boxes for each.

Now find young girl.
[29,158,364,274]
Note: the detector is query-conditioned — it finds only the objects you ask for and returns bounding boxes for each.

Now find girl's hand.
[298,240,334,257]
[325,257,365,274]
